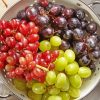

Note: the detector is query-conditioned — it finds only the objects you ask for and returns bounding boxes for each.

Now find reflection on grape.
[69,74,82,88]
[59,92,70,100]
[78,67,91,78]
[32,83,46,94]
[68,86,80,98]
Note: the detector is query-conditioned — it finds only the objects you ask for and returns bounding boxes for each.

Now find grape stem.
[36,64,49,72]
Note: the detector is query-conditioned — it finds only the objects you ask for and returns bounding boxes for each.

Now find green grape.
[46,71,57,85]
[64,49,75,63]
[58,50,64,58]
[55,73,67,89]
[65,61,79,75]
[13,78,27,91]
[61,76,70,91]
[48,96,62,100]
[28,90,42,100]
[48,86,60,95]
[32,83,46,94]
[39,40,51,52]
[42,93,50,100]
[68,86,80,98]
[26,80,36,89]
[69,74,82,88]
[50,36,62,46]
[59,92,70,100]
[55,57,68,71]
[78,67,92,78]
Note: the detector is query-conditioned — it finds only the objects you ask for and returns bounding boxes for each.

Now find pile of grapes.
[0,0,100,100]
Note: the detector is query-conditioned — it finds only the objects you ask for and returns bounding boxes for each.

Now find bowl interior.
[0,0,100,100]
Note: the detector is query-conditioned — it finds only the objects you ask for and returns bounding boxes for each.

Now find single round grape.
[73,28,84,40]
[65,61,79,75]
[86,35,97,49]
[41,27,54,38]
[59,40,70,51]
[58,50,64,58]
[69,74,82,88]
[48,96,62,100]
[78,55,91,66]
[73,42,87,55]
[78,67,92,78]
[42,93,50,100]
[53,17,67,28]
[26,80,36,89]
[50,36,62,47]
[39,40,51,52]
[46,71,56,85]
[50,4,62,16]
[63,30,73,40]
[68,86,80,98]
[64,49,75,63]
[32,83,46,94]
[35,15,49,27]
[86,22,97,33]
[61,76,70,92]
[28,90,42,100]
[75,9,85,20]
[68,18,81,29]
[13,78,27,91]
[62,8,75,18]
[25,6,38,21]
[17,10,27,20]
[55,73,67,89]
[59,92,70,100]
[55,57,68,71]
[48,86,60,95]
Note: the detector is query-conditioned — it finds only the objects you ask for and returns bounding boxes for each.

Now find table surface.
[0,0,100,100]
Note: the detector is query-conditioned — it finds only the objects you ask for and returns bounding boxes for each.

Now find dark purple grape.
[68,18,81,29]
[75,9,85,20]
[50,4,62,16]
[62,8,75,19]
[78,55,91,66]
[86,22,97,33]
[73,42,87,55]
[81,20,88,29]
[59,40,70,51]
[63,30,73,40]
[35,15,49,27]
[92,50,100,59]
[53,17,67,28]
[17,10,27,20]
[41,27,54,38]
[25,6,38,21]
[86,35,97,49]
[89,62,96,72]
[73,28,84,40]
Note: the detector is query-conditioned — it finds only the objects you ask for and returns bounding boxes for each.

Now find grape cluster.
[0,0,100,100]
